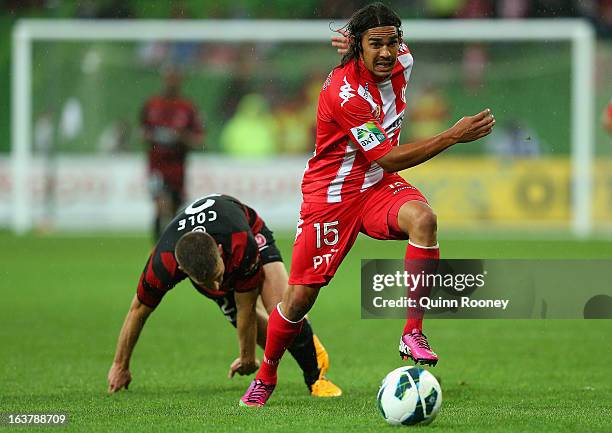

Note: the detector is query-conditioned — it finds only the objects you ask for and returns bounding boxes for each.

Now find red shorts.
[288,174,428,287]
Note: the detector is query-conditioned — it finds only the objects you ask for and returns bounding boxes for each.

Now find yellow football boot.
[311,335,342,397]
[311,377,342,397]
[313,334,330,377]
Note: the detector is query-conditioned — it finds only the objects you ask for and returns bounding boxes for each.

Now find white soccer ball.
[376,366,442,426]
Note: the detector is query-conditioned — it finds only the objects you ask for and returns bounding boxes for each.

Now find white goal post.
[11,19,595,235]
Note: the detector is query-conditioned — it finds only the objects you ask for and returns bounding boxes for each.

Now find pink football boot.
[239,379,276,407]
[399,329,438,366]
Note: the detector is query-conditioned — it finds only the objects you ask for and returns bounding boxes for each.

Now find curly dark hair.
[338,2,403,67]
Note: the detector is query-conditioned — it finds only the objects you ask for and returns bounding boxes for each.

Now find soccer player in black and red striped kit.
[141,69,204,241]
[107,194,341,397]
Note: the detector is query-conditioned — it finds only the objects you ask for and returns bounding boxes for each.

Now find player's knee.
[412,207,437,237]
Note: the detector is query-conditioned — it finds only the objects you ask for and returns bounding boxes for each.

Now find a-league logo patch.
[255,233,267,248]
[350,121,386,151]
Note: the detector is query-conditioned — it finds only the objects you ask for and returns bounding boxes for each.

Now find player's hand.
[177,128,204,150]
[108,363,132,394]
[449,109,496,143]
[227,357,260,379]
[331,30,349,55]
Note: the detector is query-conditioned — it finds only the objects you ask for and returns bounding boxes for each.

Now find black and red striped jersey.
[141,95,204,192]
[137,194,264,308]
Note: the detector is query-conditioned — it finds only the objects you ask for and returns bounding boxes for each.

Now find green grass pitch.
[1,231,611,432]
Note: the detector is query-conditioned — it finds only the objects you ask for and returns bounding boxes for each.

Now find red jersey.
[301,44,414,204]
[140,96,203,189]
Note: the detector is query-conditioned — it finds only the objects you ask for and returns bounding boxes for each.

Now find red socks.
[403,241,440,335]
[256,304,303,384]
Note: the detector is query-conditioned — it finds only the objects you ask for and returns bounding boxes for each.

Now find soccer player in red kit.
[141,69,204,240]
[241,2,495,406]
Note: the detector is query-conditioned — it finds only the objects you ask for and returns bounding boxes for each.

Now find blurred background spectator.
[140,68,204,240]
[220,94,278,157]
[603,98,612,134]
[406,84,450,141]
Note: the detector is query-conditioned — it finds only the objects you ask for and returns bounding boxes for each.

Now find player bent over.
[241,2,494,406]
[107,194,341,398]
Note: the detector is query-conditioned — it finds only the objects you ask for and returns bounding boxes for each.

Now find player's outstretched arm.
[230,289,260,378]
[108,294,154,394]
[376,109,495,173]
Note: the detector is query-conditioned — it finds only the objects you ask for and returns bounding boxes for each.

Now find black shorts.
[205,222,282,327]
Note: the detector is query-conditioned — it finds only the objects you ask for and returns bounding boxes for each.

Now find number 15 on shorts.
[313,221,339,248]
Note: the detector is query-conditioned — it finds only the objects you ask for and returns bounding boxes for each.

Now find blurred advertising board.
[0,156,610,231]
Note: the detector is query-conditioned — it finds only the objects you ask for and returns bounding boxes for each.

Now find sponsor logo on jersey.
[386,114,405,138]
[400,84,407,103]
[350,121,386,151]
[339,76,355,107]
[359,83,382,121]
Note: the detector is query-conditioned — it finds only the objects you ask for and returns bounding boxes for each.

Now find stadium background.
[1,0,612,231]
[1,1,612,432]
